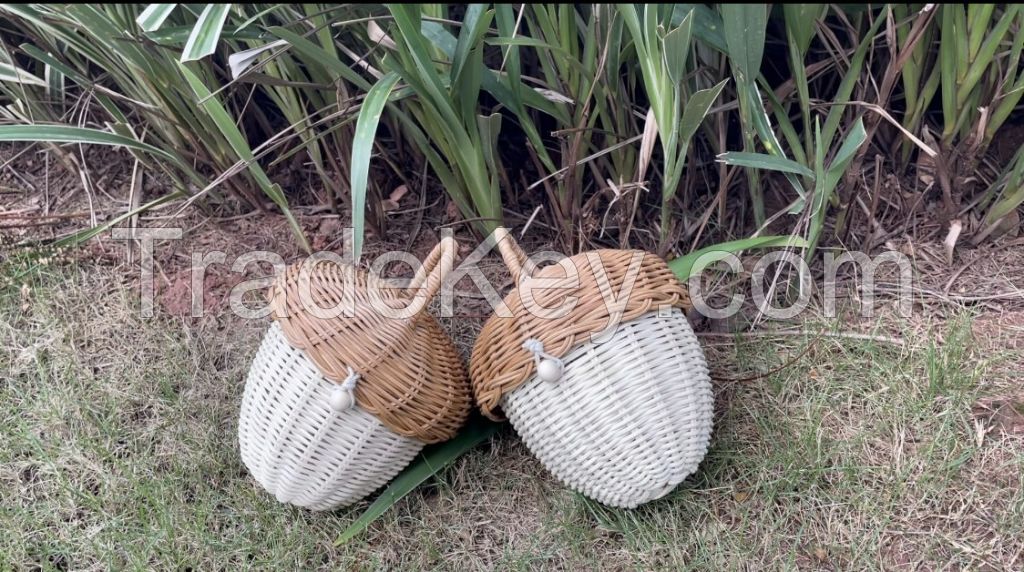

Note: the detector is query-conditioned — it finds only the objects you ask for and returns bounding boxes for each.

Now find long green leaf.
[350,71,401,263]
[717,152,816,179]
[957,4,1019,108]
[181,3,231,62]
[450,4,488,90]
[818,6,880,158]
[678,80,728,157]
[721,4,767,85]
[145,24,266,44]
[669,236,810,280]
[136,4,177,32]
[665,79,728,206]
[0,125,184,167]
[267,26,372,89]
[662,12,692,84]
[783,4,825,56]
[721,3,769,226]
[827,118,868,175]
[19,44,90,87]
[335,418,501,545]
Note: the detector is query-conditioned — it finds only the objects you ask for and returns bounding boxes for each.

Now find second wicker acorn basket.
[470,228,714,508]
[238,237,471,510]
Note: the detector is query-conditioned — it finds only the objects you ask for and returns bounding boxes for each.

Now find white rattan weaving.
[471,228,714,508]
[239,322,423,510]
[501,309,713,508]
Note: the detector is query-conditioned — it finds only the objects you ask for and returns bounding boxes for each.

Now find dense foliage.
[1,4,1022,258]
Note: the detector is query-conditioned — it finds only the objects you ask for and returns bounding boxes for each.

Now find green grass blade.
[666,79,728,204]
[939,4,958,140]
[985,148,1024,222]
[19,44,90,87]
[145,24,265,43]
[181,3,231,62]
[350,71,401,263]
[717,152,816,179]
[136,4,177,32]
[756,79,807,167]
[669,236,809,280]
[334,418,501,545]
[0,125,183,167]
[450,4,488,89]
[821,11,885,149]
[966,3,995,61]
[421,20,457,57]
[389,5,456,118]
[827,117,868,174]
[958,5,1019,108]
[267,26,371,90]
[721,3,769,225]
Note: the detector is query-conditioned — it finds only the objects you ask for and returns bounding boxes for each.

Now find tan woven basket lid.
[268,237,470,443]
[470,228,692,420]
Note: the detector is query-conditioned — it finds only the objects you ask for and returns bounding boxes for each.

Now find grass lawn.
[2,258,1022,570]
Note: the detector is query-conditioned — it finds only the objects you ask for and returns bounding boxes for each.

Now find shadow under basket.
[471,228,713,508]
[238,237,470,511]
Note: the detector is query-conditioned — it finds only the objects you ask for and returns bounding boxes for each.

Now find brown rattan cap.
[268,238,471,443]
[469,228,691,420]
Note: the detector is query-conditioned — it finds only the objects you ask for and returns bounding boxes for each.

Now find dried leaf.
[533,88,574,104]
[943,219,962,266]
[381,184,409,212]
[813,546,828,562]
[389,184,408,202]
[916,152,935,186]
[367,20,397,50]
[20,282,30,312]
[636,107,658,184]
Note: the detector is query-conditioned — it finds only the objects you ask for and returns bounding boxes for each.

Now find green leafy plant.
[937,4,1023,150]
[718,117,869,259]
[721,3,769,226]
[975,147,1024,243]
[618,5,728,250]
[0,4,318,248]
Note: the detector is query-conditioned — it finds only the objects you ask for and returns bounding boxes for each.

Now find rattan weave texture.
[470,228,692,419]
[468,228,713,508]
[268,238,470,443]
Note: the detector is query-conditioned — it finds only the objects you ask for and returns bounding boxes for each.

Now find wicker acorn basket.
[470,228,713,508]
[238,237,471,511]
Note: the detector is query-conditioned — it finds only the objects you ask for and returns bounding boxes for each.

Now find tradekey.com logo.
[112,227,914,325]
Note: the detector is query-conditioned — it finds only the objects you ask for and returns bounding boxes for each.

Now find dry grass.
[1,254,1022,571]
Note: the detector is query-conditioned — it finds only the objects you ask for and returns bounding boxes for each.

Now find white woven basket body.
[238,322,423,511]
[501,308,713,508]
